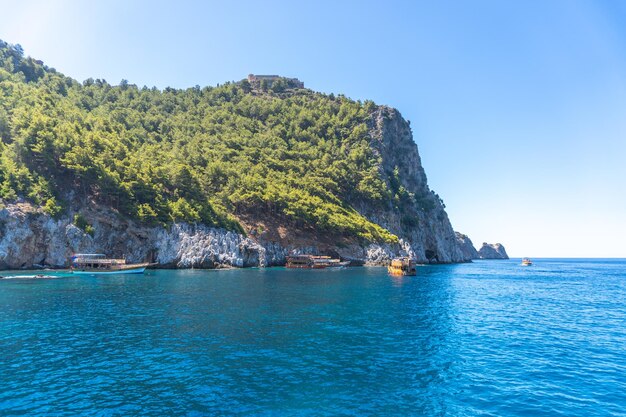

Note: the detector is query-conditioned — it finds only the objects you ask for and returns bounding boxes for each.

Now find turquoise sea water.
[1,259,625,416]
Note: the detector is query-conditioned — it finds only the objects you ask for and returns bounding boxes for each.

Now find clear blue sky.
[2,0,625,257]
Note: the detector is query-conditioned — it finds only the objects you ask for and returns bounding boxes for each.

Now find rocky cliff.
[0,203,280,269]
[455,232,479,260]
[0,106,470,269]
[478,242,509,259]
[0,202,433,269]
[354,107,467,264]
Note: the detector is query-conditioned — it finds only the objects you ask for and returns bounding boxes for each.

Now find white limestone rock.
[455,232,479,260]
[478,242,509,259]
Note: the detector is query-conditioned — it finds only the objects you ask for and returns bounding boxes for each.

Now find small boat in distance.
[286,255,349,269]
[70,254,155,275]
[521,258,533,266]
[388,257,417,276]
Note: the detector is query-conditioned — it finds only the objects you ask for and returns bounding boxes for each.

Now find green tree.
[0,40,408,243]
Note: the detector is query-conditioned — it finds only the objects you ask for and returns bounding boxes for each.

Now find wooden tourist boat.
[521,258,533,266]
[286,255,350,269]
[70,253,155,275]
[387,257,417,276]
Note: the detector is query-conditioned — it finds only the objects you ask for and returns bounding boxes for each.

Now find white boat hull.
[72,267,146,275]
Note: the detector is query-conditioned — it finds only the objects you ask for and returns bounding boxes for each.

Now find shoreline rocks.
[0,201,478,270]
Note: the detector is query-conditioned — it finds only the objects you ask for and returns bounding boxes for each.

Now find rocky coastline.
[0,202,468,270]
[0,106,478,270]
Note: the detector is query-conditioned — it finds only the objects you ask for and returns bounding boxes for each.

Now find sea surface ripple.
[1,259,625,416]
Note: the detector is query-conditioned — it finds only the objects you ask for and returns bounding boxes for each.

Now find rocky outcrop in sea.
[455,232,479,260]
[478,242,509,259]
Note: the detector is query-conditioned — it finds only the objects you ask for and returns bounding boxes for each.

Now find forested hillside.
[0,40,447,247]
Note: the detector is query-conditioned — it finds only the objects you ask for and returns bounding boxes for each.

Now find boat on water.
[286,255,350,269]
[388,257,417,276]
[70,254,155,275]
[521,257,533,266]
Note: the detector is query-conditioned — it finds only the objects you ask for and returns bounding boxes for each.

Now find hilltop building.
[247,74,304,89]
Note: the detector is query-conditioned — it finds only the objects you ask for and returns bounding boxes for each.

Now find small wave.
[0,274,59,280]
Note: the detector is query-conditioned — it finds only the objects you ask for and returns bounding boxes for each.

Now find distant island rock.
[478,243,509,259]
[455,232,479,260]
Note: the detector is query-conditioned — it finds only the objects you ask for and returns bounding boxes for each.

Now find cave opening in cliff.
[425,249,438,263]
